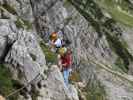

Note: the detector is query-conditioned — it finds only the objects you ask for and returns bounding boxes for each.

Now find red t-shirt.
[61,53,72,69]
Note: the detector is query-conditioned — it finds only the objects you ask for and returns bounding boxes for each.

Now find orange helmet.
[50,32,57,40]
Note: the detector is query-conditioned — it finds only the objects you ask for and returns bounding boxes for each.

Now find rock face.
[0,1,79,100]
[0,0,33,22]
[31,0,133,100]
[31,0,115,64]
[0,0,133,100]
[0,19,46,84]
[37,65,79,100]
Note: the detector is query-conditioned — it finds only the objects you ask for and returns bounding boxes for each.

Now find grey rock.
[1,0,133,100]
[31,0,133,100]
[0,19,46,85]
[37,65,79,100]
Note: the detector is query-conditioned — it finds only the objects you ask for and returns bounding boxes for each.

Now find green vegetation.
[69,0,133,73]
[15,18,32,30]
[63,0,71,7]
[83,80,106,100]
[96,0,133,27]
[2,3,17,15]
[99,0,133,13]
[21,19,32,30]
[0,3,32,30]
[40,42,57,64]
[108,8,133,27]
[15,18,24,29]
[114,57,128,73]
[105,32,133,71]
[120,39,129,49]
[0,64,18,100]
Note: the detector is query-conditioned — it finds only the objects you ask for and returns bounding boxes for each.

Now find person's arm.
[51,40,56,46]
[49,40,56,51]
[70,55,72,65]
[62,63,67,66]
[57,55,62,71]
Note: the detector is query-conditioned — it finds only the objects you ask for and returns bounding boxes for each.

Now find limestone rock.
[37,65,79,100]
[1,0,133,100]
[0,19,46,85]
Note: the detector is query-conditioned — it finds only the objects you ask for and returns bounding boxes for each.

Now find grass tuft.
[0,64,18,99]
[40,42,57,64]
[15,18,24,29]
[15,18,32,30]
[84,81,106,100]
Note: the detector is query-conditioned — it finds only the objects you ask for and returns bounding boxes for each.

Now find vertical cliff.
[31,0,133,100]
[0,0,133,100]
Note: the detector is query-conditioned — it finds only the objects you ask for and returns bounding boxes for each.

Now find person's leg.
[63,69,67,86]
[57,55,62,71]
[63,68,70,86]
[63,69,69,86]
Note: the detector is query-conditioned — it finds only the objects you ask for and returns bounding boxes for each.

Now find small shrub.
[0,64,18,99]
[114,57,128,73]
[84,81,106,100]
[40,42,57,64]
[15,18,32,30]
[105,32,133,71]
[15,18,24,29]
[21,19,32,30]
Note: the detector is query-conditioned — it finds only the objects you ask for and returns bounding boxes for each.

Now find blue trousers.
[63,68,70,87]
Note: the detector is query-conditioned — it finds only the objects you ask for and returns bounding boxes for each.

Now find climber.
[0,95,5,100]
[49,32,62,52]
[58,47,72,86]
[58,47,66,70]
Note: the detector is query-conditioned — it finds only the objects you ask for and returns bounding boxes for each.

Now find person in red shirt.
[58,47,72,86]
